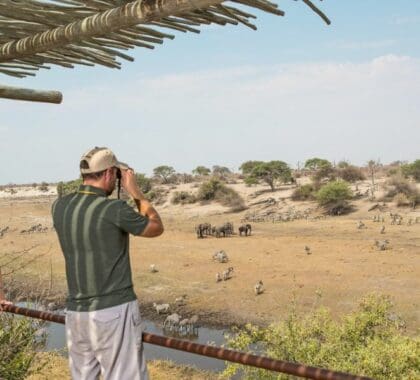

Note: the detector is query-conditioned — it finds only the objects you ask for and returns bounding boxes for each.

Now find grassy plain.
[1,179,419,379]
[0,180,419,334]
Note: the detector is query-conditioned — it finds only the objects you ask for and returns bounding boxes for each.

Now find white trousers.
[65,300,148,380]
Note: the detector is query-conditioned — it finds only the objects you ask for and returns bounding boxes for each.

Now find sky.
[1,0,420,184]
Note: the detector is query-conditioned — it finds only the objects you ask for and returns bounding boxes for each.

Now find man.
[52,147,163,380]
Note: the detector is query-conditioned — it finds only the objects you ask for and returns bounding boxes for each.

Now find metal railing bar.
[1,304,372,380]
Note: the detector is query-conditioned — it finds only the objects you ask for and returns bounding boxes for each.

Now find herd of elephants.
[195,222,252,238]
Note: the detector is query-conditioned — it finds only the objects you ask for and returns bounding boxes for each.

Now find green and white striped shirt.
[52,185,149,311]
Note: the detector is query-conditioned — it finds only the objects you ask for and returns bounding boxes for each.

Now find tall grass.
[0,314,46,380]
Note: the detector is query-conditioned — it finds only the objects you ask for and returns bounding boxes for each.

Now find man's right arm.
[133,196,163,237]
[121,169,164,238]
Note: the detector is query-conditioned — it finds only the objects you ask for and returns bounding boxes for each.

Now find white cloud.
[326,39,396,50]
[391,15,420,26]
[1,55,420,182]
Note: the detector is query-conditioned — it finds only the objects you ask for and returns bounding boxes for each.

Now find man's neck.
[83,180,106,191]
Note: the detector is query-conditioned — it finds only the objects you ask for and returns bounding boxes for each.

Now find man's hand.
[120,168,163,237]
[0,299,13,312]
[121,169,143,199]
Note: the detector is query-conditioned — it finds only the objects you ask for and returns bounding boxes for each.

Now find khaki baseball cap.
[79,147,129,174]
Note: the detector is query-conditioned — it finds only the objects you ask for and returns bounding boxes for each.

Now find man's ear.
[106,167,114,178]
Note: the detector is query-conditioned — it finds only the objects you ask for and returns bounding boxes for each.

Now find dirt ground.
[0,181,419,334]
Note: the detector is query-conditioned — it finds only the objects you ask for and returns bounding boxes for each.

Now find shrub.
[387,168,400,177]
[176,173,194,184]
[223,294,420,380]
[401,160,420,182]
[291,184,316,201]
[316,180,353,215]
[197,178,246,211]
[171,191,197,205]
[0,314,46,379]
[196,178,223,201]
[135,173,152,193]
[145,187,168,205]
[38,182,49,192]
[216,187,246,212]
[338,166,365,183]
[316,180,352,206]
[56,178,82,196]
[384,175,418,202]
[393,193,410,207]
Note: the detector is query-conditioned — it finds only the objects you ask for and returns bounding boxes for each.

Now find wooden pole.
[0,84,63,104]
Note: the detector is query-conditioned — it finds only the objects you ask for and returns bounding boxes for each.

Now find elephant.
[238,224,252,236]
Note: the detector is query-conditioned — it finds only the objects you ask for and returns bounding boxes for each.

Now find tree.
[153,165,175,184]
[212,165,232,181]
[402,160,420,182]
[212,165,231,175]
[304,158,334,181]
[192,166,211,176]
[248,161,292,191]
[304,157,331,171]
[367,160,381,199]
[135,173,152,193]
[239,160,264,176]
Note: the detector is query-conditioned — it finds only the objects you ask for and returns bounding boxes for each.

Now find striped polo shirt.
[52,185,149,312]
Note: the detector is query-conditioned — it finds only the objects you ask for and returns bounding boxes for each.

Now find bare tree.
[367,160,381,200]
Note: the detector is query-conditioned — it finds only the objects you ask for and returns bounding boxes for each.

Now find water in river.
[45,316,229,372]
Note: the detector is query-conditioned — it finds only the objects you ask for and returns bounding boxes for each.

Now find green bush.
[291,184,316,201]
[223,294,420,380]
[135,173,152,193]
[316,180,352,206]
[144,187,168,205]
[197,178,246,211]
[56,178,82,197]
[316,180,353,215]
[401,160,420,182]
[171,191,197,205]
[196,178,223,201]
[0,314,46,379]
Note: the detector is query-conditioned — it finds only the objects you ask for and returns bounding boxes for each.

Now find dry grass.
[27,353,216,380]
[0,180,419,334]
